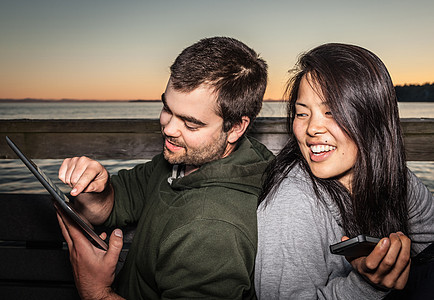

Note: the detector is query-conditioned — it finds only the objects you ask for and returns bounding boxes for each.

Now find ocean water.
[1,101,433,194]
[1,101,434,119]
[0,101,288,120]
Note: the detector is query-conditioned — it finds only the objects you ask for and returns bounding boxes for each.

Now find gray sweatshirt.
[255,163,434,299]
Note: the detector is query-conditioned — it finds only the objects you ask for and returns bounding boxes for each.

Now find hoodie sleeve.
[105,154,167,227]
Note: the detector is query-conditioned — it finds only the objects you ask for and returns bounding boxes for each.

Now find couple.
[56,37,434,299]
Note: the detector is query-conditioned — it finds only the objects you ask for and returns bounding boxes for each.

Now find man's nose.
[161,112,181,137]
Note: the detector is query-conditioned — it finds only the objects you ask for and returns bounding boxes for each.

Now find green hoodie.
[106,136,274,299]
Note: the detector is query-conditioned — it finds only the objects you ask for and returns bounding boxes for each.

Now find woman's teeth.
[310,144,336,154]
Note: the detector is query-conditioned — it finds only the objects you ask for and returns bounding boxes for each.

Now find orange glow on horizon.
[0,73,432,101]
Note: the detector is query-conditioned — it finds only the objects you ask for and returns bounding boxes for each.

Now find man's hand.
[59,156,109,196]
[56,211,125,300]
[345,232,411,290]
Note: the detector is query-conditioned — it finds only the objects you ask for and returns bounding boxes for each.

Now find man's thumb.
[107,229,123,259]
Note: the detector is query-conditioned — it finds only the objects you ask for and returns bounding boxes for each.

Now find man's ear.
[227,116,250,144]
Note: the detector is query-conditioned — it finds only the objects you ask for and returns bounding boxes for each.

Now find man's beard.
[163,130,229,167]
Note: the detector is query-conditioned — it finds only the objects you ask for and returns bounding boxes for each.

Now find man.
[56,36,273,299]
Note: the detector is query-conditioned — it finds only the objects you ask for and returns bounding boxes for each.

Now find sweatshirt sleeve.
[155,219,256,299]
[406,170,434,255]
[255,176,388,300]
[105,156,161,227]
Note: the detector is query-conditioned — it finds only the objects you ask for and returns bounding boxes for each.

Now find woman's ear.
[227,116,250,144]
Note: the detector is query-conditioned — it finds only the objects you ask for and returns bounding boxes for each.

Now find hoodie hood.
[170,136,274,196]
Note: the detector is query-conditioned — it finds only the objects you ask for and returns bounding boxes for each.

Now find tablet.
[6,136,108,251]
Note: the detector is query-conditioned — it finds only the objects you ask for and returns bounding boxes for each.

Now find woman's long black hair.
[259,43,409,237]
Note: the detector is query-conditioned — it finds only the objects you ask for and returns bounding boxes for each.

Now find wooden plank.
[0,193,131,296]
[0,248,73,282]
[0,194,64,241]
[400,118,434,161]
[401,118,434,134]
[0,119,161,133]
[0,132,163,160]
[0,285,80,300]
[404,135,434,161]
[0,194,79,299]
[1,118,433,161]
[0,194,134,242]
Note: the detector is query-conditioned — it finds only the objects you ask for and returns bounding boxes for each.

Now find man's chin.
[163,150,185,165]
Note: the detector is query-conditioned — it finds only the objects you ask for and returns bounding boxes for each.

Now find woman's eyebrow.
[295,101,307,108]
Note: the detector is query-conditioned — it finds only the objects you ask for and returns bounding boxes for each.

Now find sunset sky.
[1,0,433,100]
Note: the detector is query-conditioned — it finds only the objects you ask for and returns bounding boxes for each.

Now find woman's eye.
[296,113,307,118]
[325,111,333,116]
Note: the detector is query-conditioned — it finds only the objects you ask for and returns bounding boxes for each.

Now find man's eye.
[162,105,171,114]
[185,123,198,131]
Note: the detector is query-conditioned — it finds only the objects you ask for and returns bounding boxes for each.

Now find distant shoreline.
[0,98,433,103]
[1,83,433,103]
[0,98,287,103]
[0,98,161,103]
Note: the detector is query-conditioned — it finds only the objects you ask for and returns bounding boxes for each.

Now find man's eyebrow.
[179,114,207,126]
[161,93,207,126]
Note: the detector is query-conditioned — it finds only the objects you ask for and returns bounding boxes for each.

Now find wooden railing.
[0,118,433,298]
[1,118,434,160]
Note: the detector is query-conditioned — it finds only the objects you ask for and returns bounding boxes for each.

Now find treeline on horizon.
[1,83,433,102]
[395,83,434,102]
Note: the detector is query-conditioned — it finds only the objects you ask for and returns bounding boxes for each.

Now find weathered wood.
[0,285,80,300]
[0,193,130,299]
[0,118,433,161]
[0,193,78,298]
[400,118,434,161]
[0,193,134,244]
[0,247,73,281]
[0,119,163,160]
[0,193,63,241]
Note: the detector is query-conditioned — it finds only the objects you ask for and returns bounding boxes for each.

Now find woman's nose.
[306,114,327,136]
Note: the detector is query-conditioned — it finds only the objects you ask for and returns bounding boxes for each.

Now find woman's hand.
[345,232,411,290]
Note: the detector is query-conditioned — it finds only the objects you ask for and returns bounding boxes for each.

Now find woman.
[255,43,434,299]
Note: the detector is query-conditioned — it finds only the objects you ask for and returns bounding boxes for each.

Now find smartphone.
[330,234,381,257]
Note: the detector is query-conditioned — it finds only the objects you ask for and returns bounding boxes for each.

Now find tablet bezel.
[6,136,108,251]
